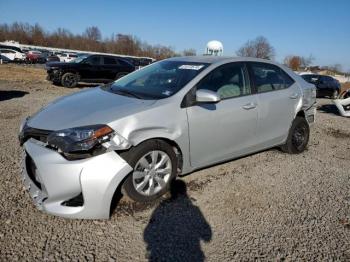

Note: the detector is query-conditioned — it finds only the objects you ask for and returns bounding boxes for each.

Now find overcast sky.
[1,0,349,71]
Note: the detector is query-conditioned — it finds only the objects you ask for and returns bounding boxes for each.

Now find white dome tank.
[205,40,223,56]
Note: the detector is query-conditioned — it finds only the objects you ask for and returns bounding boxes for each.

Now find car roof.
[166,56,282,66]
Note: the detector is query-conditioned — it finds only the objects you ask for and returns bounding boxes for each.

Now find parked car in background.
[46,54,60,62]
[0,44,24,53]
[20,56,316,219]
[0,48,26,62]
[26,50,46,64]
[126,57,154,70]
[59,53,78,62]
[301,74,341,98]
[46,54,135,87]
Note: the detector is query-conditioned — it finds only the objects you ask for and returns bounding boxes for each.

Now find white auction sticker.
[178,65,204,70]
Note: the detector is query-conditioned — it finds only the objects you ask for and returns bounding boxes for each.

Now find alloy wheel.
[132,150,172,196]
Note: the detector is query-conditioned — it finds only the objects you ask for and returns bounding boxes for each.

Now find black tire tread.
[281,116,310,154]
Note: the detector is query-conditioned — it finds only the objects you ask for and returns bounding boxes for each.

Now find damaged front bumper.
[21,139,133,219]
[46,69,62,82]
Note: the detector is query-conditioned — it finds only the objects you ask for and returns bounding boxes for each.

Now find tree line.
[0,22,196,60]
[1,22,345,73]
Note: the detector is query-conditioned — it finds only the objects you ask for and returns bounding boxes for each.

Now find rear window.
[103,57,118,65]
[117,58,133,67]
[250,62,295,93]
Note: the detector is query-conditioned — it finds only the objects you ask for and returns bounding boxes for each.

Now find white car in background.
[59,53,78,62]
[0,48,26,62]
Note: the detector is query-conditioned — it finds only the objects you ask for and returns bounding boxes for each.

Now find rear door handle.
[242,102,257,110]
[289,93,299,99]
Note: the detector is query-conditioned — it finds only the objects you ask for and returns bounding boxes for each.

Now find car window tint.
[104,57,118,65]
[118,59,132,67]
[251,63,294,93]
[197,63,250,99]
[88,56,101,65]
[326,76,334,82]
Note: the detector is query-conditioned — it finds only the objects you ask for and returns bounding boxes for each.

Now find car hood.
[27,87,156,130]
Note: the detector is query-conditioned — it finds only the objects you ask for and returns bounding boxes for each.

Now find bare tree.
[331,64,342,73]
[83,26,101,42]
[300,54,315,68]
[236,36,275,60]
[182,48,196,56]
[284,54,315,71]
[0,22,181,59]
[284,55,302,71]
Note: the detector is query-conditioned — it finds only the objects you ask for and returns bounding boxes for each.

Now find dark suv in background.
[301,74,341,98]
[46,54,135,87]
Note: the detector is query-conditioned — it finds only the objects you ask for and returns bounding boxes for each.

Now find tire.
[281,116,310,154]
[61,72,78,88]
[331,89,339,99]
[120,140,178,202]
[115,72,128,80]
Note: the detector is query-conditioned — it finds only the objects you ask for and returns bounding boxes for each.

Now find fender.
[125,126,192,174]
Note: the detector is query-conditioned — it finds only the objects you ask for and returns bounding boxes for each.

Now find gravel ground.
[0,65,349,261]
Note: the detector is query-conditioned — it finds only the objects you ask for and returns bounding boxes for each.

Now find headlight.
[47,124,130,154]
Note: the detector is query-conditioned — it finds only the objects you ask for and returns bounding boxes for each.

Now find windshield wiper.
[113,89,142,99]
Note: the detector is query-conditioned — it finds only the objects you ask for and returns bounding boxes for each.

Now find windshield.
[105,60,209,99]
[70,55,89,63]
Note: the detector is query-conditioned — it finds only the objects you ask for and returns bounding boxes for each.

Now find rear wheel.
[61,72,78,88]
[121,140,178,202]
[281,116,309,154]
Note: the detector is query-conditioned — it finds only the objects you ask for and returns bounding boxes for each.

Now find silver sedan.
[19,56,316,219]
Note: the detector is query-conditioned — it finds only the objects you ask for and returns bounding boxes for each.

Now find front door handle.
[242,102,257,110]
[289,93,299,99]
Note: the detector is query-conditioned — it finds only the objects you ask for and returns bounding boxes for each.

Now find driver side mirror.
[196,89,221,103]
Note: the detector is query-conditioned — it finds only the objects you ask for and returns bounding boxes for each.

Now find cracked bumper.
[21,139,133,219]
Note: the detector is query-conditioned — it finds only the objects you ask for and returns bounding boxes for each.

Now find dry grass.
[0,64,47,83]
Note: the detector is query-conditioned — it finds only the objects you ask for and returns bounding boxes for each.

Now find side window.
[250,63,295,93]
[197,63,250,99]
[87,56,101,65]
[103,57,118,65]
[117,59,131,67]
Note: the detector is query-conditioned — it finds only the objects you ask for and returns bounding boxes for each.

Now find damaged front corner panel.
[333,97,350,117]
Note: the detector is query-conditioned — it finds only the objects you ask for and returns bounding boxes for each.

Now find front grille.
[25,154,42,189]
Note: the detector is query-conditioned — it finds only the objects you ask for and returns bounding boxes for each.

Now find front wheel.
[61,72,78,88]
[281,116,310,154]
[121,140,178,202]
[115,72,128,80]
